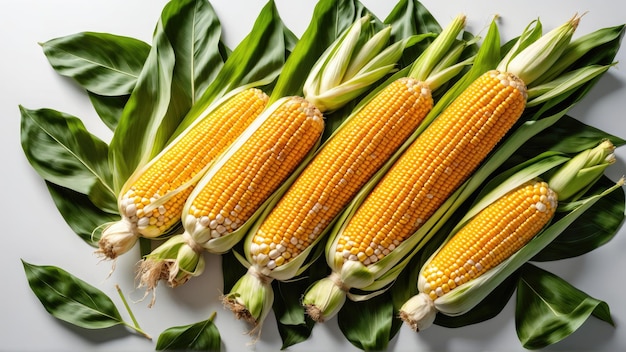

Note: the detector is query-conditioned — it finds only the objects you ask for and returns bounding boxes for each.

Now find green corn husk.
[301,15,425,113]
[398,140,618,331]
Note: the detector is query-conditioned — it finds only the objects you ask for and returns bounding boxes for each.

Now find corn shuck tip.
[224,266,275,329]
[303,16,406,112]
[500,13,580,85]
[302,274,348,322]
[547,140,617,201]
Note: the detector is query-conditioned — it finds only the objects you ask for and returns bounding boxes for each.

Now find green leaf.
[176,0,298,134]
[109,0,226,191]
[272,255,328,349]
[222,246,247,294]
[516,264,614,349]
[156,313,221,351]
[160,0,226,104]
[274,278,315,349]
[338,293,393,351]
[22,260,125,330]
[434,273,518,328]
[510,115,626,163]
[41,32,150,96]
[277,319,314,350]
[87,92,129,131]
[19,106,117,213]
[534,176,625,261]
[384,0,442,66]
[46,182,119,247]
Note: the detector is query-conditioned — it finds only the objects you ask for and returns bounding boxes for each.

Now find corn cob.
[138,15,414,297]
[303,69,526,322]
[303,15,583,323]
[399,140,617,331]
[96,88,269,259]
[424,179,556,300]
[403,179,557,331]
[222,15,469,328]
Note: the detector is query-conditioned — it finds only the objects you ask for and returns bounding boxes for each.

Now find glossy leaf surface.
[516,264,614,349]
[22,261,124,329]
[41,32,150,96]
[156,315,221,351]
[46,182,119,247]
[19,106,117,213]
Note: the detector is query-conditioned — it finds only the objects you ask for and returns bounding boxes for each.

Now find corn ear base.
[222,266,275,330]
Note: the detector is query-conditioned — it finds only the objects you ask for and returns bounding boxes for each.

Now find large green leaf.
[22,260,124,329]
[41,32,150,96]
[384,0,442,67]
[160,0,227,104]
[338,293,393,351]
[87,92,129,131]
[175,0,298,135]
[109,0,226,191]
[273,253,328,349]
[46,182,119,247]
[273,280,316,349]
[19,106,117,213]
[156,314,221,351]
[516,264,614,349]
[533,175,625,261]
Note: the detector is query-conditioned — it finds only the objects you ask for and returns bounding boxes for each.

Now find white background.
[1,0,625,351]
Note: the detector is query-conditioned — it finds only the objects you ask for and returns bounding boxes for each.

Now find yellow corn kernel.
[117,88,269,238]
[249,77,434,270]
[185,96,325,241]
[337,70,528,265]
[421,179,557,300]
